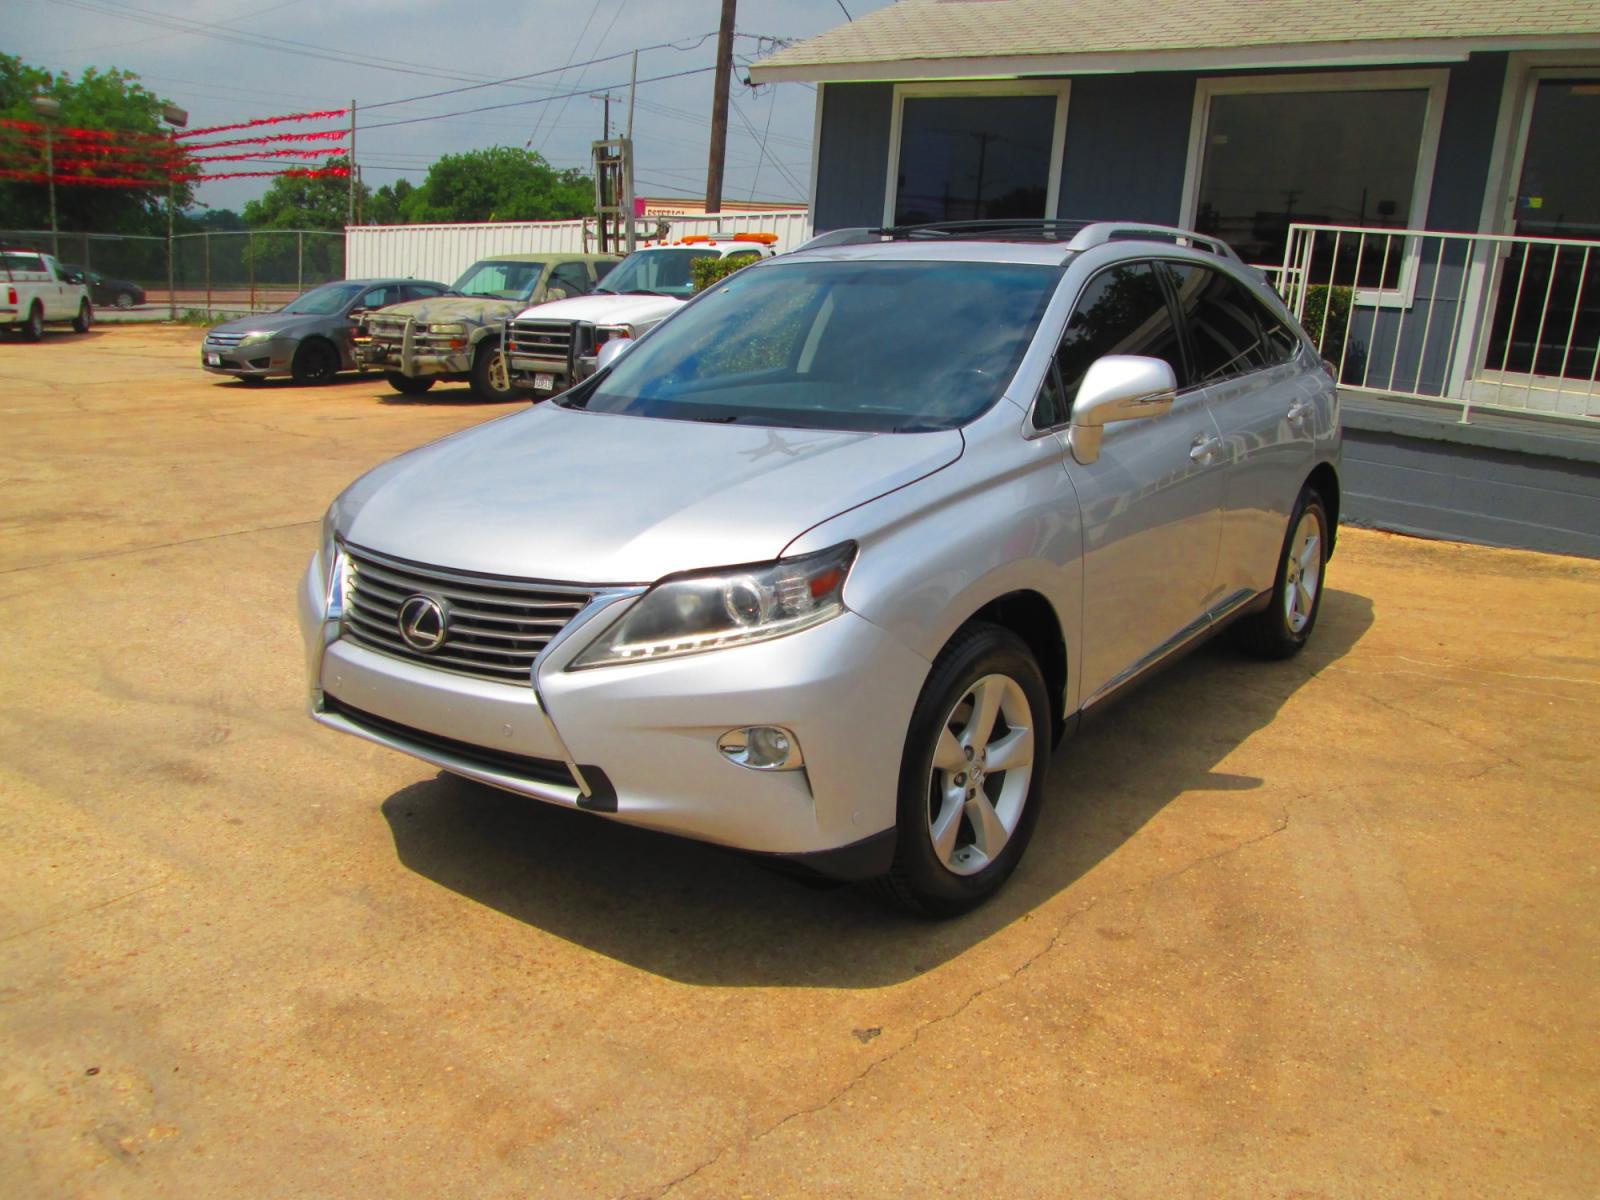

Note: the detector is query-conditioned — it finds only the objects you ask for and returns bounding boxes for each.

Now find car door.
[1163,262,1316,601]
[1046,260,1226,706]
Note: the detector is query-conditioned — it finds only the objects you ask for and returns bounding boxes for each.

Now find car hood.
[208,312,329,338]
[366,295,526,326]
[514,293,685,326]
[336,404,964,584]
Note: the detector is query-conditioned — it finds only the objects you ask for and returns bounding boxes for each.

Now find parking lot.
[2,324,1597,1198]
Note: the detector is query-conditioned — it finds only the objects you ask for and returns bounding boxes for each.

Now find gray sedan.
[202,278,448,385]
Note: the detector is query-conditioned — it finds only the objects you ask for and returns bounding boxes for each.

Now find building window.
[1184,71,1446,287]
[885,82,1068,227]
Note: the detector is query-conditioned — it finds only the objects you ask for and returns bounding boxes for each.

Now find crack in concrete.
[0,518,318,577]
[0,877,172,947]
[645,806,1293,1199]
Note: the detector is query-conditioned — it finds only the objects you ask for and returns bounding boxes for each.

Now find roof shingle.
[750,0,1600,81]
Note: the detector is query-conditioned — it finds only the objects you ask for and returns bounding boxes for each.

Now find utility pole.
[704,0,737,214]
[30,95,60,256]
[626,50,638,252]
[347,100,357,227]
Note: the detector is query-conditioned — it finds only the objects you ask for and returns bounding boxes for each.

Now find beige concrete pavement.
[1,326,1597,1198]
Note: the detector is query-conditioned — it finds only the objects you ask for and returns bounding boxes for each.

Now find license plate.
[205,353,221,366]
[533,374,556,391]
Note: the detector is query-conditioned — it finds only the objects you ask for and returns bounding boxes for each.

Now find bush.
[1299,284,1366,382]
[691,254,752,293]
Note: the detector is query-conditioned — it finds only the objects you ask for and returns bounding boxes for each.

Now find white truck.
[501,234,779,396]
[1,249,93,341]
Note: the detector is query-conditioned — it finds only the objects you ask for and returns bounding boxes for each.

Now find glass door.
[1483,79,1600,383]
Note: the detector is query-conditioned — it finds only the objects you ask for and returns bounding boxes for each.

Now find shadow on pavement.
[382,588,1375,988]
[377,388,535,407]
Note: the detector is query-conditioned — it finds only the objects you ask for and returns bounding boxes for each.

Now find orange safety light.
[732,232,779,245]
[679,235,713,244]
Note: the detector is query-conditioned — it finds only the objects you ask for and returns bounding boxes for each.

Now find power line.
[360,66,718,132]
[536,0,630,155]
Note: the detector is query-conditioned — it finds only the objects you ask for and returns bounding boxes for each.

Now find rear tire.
[72,300,92,334]
[291,338,340,386]
[874,623,1051,917]
[385,371,435,395]
[1232,488,1330,660]
[115,292,134,309]
[21,303,44,342]
[469,339,519,401]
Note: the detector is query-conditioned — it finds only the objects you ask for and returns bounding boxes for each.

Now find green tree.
[241,155,366,231]
[363,177,411,225]
[399,147,591,223]
[0,53,192,235]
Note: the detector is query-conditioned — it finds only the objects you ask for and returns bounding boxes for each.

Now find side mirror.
[67,271,85,284]
[1067,355,1177,465]
[596,337,633,373]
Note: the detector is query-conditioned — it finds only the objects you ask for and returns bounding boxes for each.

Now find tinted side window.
[548,262,592,296]
[357,285,398,310]
[1165,264,1279,384]
[594,259,618,281]
[1040,262,1182,428]
[404,283,444,302]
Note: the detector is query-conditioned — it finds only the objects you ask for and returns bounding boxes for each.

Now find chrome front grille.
[341,544,595,684]
[506,319,578,366]
[206,331,246,347]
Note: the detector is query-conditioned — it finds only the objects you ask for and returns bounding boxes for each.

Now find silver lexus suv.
[299,220,1341,915]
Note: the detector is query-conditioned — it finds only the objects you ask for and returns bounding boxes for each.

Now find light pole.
[30,94,60,257]
[162,103,188,321]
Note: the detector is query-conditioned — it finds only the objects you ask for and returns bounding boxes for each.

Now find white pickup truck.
[501,234,779,396]
[2,250,93,341]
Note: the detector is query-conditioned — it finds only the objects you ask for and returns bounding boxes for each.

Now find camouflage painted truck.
[356,253,619,399]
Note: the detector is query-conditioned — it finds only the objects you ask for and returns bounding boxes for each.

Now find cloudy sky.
[8,0,892,214]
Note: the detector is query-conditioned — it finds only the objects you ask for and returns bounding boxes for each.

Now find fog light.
[718,725,803,771]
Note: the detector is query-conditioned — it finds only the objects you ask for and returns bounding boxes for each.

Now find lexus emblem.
[397,594,449,652]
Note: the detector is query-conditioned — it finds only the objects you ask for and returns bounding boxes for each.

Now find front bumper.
[357,318,473,378]
[298,554,929,870]
[201,336,292,377]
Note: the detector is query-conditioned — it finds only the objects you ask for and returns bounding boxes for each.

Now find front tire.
[21,303,44,342]
[1233,488,1330,659]
[385,371,435,395]
[72,300,92,333]
[469,340,519,401]
[875,623,1051,917]
[115,292,134,309]
[291,338,340,386]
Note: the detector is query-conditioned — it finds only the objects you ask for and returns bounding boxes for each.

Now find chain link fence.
[1,228,344,319]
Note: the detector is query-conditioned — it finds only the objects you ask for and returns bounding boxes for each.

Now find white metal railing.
[1280,222,1600,424]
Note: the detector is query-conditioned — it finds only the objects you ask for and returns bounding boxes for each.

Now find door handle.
[1189,434,1220,463]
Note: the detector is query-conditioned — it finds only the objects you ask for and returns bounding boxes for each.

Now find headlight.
[319,506,348,618]
[424,322,466,335]
[570,542,856,670]
[238,331,275,346]
[592,323,634,348]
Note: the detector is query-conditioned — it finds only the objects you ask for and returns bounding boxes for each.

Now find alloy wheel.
[926,673,1035,876]
[1283,509,1323,633]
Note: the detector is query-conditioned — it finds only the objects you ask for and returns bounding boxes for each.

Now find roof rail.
[1065,222,1240,260]
[794,227,882,251]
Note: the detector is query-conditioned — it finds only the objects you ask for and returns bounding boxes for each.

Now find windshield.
[562,259,1064,433]
[282,282,363,315]
[597,248,720,298]
[451,260,543,300]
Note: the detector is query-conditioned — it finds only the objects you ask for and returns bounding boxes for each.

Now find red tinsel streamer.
[178,165,350,182]
[0,167,164,189]
[0,118,170,144]
[189,146,343,164]
[179,128,350,152]
[1,164,350,187]
[175,108,348,139]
